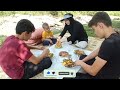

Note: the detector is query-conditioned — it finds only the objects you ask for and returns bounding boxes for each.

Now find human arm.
[27,44,46,50]
[30,36,39,40]
[59,25,68,39]
[28,48,50,65]
[82,48,100,62]
[42,38,53,44]
[17,43,50,65]
[75,39,114,76]
[75,56,107,76]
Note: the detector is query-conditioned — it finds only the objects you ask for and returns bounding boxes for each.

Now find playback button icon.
[59,72,69,75]
[58,70,76,77]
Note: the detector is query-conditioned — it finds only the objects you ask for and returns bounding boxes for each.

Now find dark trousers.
[64,55,95,79]
[43,38,57,46]
[75,55,95,79]
[67,36,74,43]
[22,57,52,79]
[79,55,95,65]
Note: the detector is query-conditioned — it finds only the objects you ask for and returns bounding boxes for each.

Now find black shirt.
[60,20,88,43]
[96,33,120,79]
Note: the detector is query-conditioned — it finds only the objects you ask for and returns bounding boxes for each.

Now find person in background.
[42,23,57,46]
[25,27,44,46]
[0,19,52,79]
[58,13,88,49]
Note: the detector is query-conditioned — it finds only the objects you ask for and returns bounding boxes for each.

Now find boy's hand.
[49,37,53,39]
[57,37,61,41]
[48,39,53,44]
[47,36,52,39]
[39,46,46,50]
[74,60,82,66]
[42,48,50,58]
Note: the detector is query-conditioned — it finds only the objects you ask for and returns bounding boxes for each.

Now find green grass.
[0,35,6,46]
[112,20,120,29]
[83,24,96,37]
[53,29,62,35]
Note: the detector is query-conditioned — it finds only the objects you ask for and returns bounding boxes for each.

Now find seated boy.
[73,12,120,79]
[42,23,57,46]
[0,19,52,79]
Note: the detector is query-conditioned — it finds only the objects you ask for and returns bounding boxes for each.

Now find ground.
[0,33,104,79]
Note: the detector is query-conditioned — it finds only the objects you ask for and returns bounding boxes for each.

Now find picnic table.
[31,42,92,79]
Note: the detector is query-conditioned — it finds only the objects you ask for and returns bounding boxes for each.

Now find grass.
[0,35,6,46]
[83,24,96,37]
[112,20,120,29]
[53,29,62,35]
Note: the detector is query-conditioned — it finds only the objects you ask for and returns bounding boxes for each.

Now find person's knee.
[79,55,87,60]
[43,57,52,69]
[75,41,88,49]
[43,40,50,46]
[52,38,57,44]
[67,37,71,42]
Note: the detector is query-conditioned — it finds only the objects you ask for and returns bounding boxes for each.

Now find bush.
[49,11,58,17]
[0,11,15,16]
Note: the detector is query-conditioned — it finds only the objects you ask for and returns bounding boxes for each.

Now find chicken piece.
[74,50,85,55]
[55,40,62,48]
[62,59,75,67]
[59,51,69,57]
[48,53,54,58]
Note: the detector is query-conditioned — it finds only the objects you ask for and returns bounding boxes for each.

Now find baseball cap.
[60,13,73,21]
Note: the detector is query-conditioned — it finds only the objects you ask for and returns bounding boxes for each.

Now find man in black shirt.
[58,13,88,49]
[74,11,120,79]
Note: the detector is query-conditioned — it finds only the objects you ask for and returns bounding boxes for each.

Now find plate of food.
[59,51,69,57]
[55,41,62,48]
[74,50,85,56]
[62,59,75,67]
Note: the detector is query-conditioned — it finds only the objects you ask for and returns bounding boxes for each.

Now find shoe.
[75,42,80,47]
[68,41,72,45]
